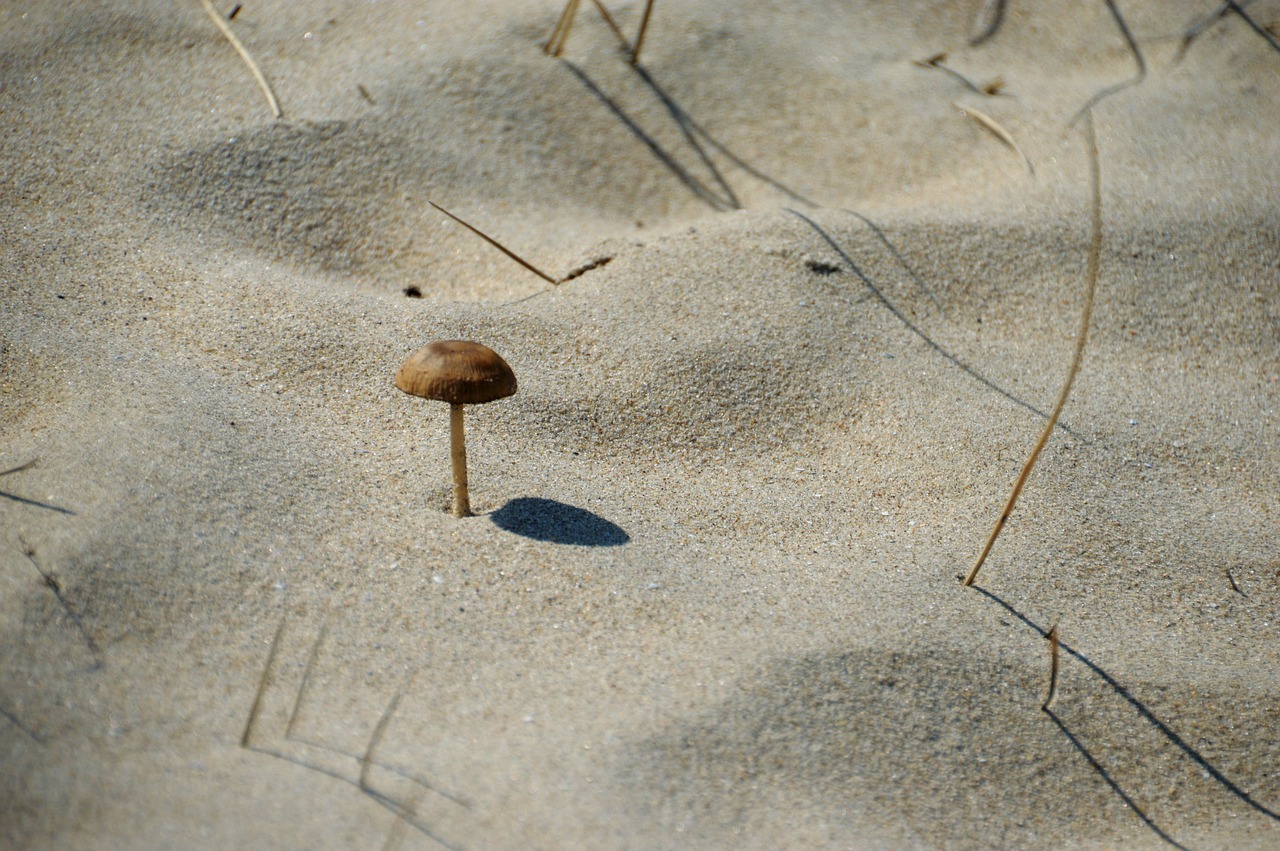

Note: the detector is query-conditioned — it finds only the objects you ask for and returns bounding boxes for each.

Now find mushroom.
[395,340,518,517]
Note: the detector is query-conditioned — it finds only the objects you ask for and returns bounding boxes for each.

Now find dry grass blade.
[953,102,1034,174]
[198,0,282,118]
[1041,624,1061,711]
[963,111,1102,587]
[545,0,581,56]
[547,0,631,56]
[428,201,559,284]
[631,0,657,64]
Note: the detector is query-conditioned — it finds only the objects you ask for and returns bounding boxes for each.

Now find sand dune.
[2,1,1279,848]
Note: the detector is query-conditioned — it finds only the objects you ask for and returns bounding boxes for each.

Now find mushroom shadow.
[489,497,629,546]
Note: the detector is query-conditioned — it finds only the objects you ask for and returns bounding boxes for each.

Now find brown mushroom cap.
[395,340,517,405]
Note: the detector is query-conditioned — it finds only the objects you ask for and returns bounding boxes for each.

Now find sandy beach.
[2,1,1279,847]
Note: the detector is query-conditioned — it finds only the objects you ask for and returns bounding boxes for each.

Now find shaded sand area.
[2,1,1279,847]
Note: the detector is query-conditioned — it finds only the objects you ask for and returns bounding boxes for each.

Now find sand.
[2,1,1279,848]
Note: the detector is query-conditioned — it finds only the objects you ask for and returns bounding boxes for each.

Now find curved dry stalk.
[198,0,282,118]
[963,111,1102,587]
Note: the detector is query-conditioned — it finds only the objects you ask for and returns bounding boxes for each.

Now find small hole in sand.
[805,260,841,275]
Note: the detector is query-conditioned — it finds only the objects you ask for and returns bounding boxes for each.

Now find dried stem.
[964,112,1102,587]
[198,0,283,119]
[631,0,657,64]
[545,0,581,56]
[428,201,558,285]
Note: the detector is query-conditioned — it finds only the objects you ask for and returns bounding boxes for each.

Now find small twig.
[953,101,1034,174]
[0,458,37,477]
[1226,567,1246,596]
[1041,624,1061,711]
[198,0,283,119]
[19,535,103,668]
[428,201,559,284]
[242,618,288,747]
[964,111,1102,587]
[631,0,657,64]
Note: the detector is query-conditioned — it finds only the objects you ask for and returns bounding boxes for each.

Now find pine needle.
[198,0,283,119]
[963,111,1102,587]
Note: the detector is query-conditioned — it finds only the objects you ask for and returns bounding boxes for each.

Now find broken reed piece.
[197,0,282,119]
[1041,624,1061,711]
[428,202,559,285]
[963,111,1102,587]
[395,341,518,518]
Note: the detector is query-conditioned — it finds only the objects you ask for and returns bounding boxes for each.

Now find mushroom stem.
[449,403,471,517]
